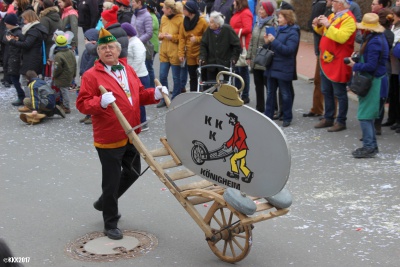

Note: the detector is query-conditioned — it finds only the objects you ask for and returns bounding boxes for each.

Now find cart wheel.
[204,202,252,263]
[191,145,206,165]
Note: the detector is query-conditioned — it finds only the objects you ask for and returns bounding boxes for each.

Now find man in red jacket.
[76,28,168,240]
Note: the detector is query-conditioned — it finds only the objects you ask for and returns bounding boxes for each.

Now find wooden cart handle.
[154,78,171,107]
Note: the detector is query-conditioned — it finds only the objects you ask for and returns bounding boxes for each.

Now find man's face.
[331,0,343,13]
[97,43,121,65]
[371,0,382,13]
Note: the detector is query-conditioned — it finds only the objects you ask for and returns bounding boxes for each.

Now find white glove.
[154,86,169,100]
[101,92,116,108]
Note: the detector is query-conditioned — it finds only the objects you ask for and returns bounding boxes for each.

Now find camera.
[344,53,359,64]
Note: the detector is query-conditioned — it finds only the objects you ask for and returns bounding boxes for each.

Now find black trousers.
[253,69,267,113]
[96,142,141,229]
[387,74,400,123]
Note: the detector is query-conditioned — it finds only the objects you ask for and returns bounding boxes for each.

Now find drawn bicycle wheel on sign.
[191,140,234,165]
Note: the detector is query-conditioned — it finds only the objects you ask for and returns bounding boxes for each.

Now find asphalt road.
[0,31,399,267]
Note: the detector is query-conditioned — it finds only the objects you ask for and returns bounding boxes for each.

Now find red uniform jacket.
[76,59,158,147]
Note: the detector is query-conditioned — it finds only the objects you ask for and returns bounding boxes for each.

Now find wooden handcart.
[99,86,289,263]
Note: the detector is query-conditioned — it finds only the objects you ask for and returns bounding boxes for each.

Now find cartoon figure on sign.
[224,113,254,183]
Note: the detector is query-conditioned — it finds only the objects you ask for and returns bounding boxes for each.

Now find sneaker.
[11,99,24,106]
[314,119,334,128]
[141,124,149,132]
[84,117,92,124]
[327,123,346,132]
[352,147,377,158]
[79,115,91,123]
[18,106,31,113]
[54,105,66,118]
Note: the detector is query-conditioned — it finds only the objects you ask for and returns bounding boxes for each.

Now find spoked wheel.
[204,202,252,263]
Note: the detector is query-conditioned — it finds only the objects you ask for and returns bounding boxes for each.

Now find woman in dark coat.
[7,10,48,87]
[39,0,62,62]
[3,14,25,106]
[199,11,241,86]
[263,9,299,127]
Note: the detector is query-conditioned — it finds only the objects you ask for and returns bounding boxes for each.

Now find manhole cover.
[65,230,158,262]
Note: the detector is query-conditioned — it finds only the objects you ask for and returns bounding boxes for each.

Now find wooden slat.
[255,202,274,212]
[160,138,181,165]
[187,196,215,205]
[179,180,214,192]
[149,147,170,157]
[168,169,196,181]
[159,159,180,169]
[240,209,289,225]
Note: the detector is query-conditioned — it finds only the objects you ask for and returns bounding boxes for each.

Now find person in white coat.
[121,22,150,131]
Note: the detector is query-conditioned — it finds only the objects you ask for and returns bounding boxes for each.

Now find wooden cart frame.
[99,86,289,263]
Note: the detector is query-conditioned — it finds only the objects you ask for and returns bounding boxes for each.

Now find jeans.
[139,75,150,124]
[235,66,250,99]
[145,57,155,88]
[320,71,348,125]
[10,74,24,100]
[159,62,184,100]
[265,77,293,122]
[360,119,377,149]
[181,62,188,91]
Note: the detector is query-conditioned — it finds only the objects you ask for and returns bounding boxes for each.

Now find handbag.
[349,72,373,97]
[235,29,248,67]
[254,47,274,67]
[144,41,154,61]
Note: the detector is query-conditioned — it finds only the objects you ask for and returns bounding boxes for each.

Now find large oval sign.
[165,92,291,197]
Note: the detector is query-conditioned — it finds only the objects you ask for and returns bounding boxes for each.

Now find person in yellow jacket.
[312,0,356,132]
[178,1,208,92]
[157,0,184,107]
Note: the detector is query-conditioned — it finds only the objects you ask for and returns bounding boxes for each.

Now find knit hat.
[357,13,385,33]
[121,22,137,37]
[101,5,119,25]
[184,1,198,14]
[97,27,117,44]
[4,14,18,26]
[115,0,130,7]
[55,35,68,47]
[84,28,99,41]
[261,1,274,16]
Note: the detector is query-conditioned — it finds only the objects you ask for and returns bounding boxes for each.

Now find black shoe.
[282,121,290,127]
[241,172,254,183]
[303,112,322,117]
[396,128,400,133]
[104,228,123,240]
[272,114,280,120]
[242,97,250,104]
[226,171,239,179]
[382,121,395,127]
[391,123,400,130]
[54,105,66,118]
[11,99,24,106]
[352,147,377,158]
[93,200,121,219]
[3,81,11,88]
[157,101,166,108]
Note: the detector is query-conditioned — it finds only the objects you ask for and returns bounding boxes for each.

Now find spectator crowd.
[0,0,399,159]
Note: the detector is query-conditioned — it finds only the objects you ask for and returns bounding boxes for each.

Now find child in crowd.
[19,70,65,124]
[53,34,77,114]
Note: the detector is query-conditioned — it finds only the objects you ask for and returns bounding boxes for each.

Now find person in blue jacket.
[263,9,299,127]
[346,13,389,158]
